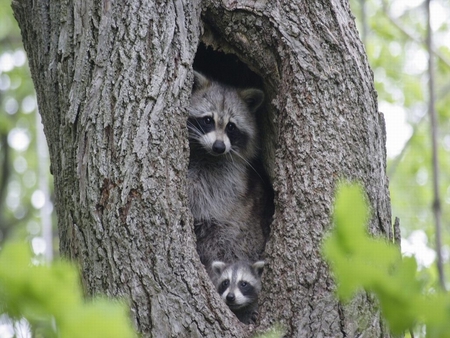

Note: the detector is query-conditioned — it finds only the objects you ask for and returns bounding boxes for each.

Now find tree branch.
[425,0,446,291]
[0,130,13,240]
[359,0,368,46]
[381,0,450,69]
[387,77,450,178]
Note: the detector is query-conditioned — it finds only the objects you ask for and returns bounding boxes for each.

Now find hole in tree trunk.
[191,39,275,323]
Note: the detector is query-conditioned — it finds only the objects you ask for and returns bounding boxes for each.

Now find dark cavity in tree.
[193,43,264,89]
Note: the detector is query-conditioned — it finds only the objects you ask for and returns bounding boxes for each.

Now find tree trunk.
[13,0,392,337]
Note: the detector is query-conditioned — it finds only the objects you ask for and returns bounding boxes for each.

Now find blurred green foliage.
[0,241,137,338]
[323,183,450,337]
[350,0,450,297]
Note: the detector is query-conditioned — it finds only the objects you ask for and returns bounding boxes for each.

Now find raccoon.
[211,260,265,324]
[187,71,274,273]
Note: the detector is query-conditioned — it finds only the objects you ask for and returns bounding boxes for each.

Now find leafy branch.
[323,183,450,337]
[0,242,137,338]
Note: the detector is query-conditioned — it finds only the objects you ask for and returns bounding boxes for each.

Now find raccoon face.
[211,261,265,310]
[188,71,264,160]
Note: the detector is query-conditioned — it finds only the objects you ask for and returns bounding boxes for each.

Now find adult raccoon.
[187,71,274,275]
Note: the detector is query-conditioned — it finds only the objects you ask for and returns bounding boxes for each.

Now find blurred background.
[0,0,449,317]
[0,0,54,260]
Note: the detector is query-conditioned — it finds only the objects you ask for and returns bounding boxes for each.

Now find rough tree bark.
[13,0,392,337]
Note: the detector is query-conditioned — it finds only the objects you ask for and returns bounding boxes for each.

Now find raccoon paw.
[249,310,259,324]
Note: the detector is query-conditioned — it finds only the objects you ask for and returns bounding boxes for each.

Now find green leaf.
[0,241,137,338]
[323,183,450,336]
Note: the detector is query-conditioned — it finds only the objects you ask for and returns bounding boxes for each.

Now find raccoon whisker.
[188,139,202,147]
[230,149,263,181]
[227,151,235,165]
[188,134,202,142]
[187,125,204,140]
[195,125,206,136]
[187,132,201,140]
[187,123,202,134]
[187,134,201,143]
[190,119,208,136]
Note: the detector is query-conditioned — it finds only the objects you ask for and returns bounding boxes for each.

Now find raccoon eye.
[203,116,213,124]
[240,281,248,287]
[226,122,236,132]
[222,280,230,287]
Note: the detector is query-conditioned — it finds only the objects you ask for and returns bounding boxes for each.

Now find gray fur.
[187,71,274,275]
[211,260,265,324]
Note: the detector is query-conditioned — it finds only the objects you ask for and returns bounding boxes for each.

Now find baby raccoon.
[187,71,274,273]
[211,260,265,324]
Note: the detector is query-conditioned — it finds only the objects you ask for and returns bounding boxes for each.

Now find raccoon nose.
[212,140,226,154]
[226,293,235,303]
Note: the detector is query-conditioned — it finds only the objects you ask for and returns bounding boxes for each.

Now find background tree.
[7,3,446,338]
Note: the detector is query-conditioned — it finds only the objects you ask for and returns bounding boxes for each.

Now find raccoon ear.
[252,261,265,277]
[239,88,264,113]
[193,71,210,92]
[211,261,227,276]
